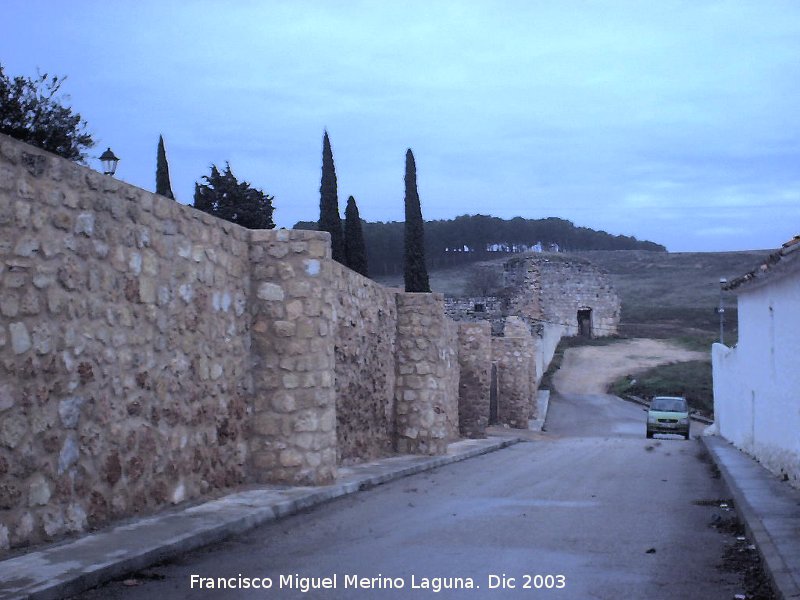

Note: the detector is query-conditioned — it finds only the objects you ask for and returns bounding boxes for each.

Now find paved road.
[75,393,743,599]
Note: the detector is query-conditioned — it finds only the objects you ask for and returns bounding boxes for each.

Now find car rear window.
[651,397,687,412]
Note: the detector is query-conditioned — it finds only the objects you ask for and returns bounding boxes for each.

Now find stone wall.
[491,317,538,428]
[445,253,621,430]
[449,254,620,341]
[502,256,544,323]
[444,296,505,335]
[0,134,510,554]
[247,229,338,486]
[331,264,398,464]
[0,136,252,551]
[457,322,491,438]
[443,258,574,431]
[536,256,620,337]
[394,294,460,454]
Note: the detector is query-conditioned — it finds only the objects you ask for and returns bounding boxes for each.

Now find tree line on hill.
[295,214,665,276]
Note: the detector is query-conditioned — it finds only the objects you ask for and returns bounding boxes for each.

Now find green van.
[646,396,690,440]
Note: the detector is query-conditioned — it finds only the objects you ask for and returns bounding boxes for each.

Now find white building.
[712,237,800,486]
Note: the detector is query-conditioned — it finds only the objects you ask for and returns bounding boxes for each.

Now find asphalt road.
[75,393,743,600]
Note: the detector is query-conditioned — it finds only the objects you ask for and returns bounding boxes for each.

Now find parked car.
[646,396,690,440]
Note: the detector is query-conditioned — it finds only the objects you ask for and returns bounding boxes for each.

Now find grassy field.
[373,265,473,296]
[380,248,770,414]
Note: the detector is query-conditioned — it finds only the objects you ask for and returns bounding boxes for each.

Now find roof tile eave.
[724,235,800,292]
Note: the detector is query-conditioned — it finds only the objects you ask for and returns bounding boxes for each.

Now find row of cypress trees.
[318,131,369,277]
[156,131,431,292]
[318,132,430,292]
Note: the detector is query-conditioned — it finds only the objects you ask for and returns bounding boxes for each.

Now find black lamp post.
[99,147,120,176]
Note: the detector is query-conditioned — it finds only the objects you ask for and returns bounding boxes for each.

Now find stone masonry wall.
[537,257,620,336]
[457,322,491,438]
[394,294,460,454]
[330,264,398,464]
[491,317,538,428]
[0,135,475,555]
[444,296,506,335]
[497,254,619,337]
[0,136,252,552]
[247,229,337,486]
[502,256,544,324]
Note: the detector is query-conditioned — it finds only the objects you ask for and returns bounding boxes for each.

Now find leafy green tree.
[0,63,94,161]
[344,195,369,276]
[319,131,345,263]
[156,135,175,199]
[403,149,431,292]
[193,163,275,229]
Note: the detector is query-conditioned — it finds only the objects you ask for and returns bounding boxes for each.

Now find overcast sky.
[3,1,799,251]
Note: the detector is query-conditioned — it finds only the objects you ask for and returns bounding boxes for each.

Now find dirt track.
[553,338,709,395]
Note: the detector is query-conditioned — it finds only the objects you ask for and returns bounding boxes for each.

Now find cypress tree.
[403,149,431,292]
[344,195,369,277]
[156,135,175,199]
[319,131,345,263]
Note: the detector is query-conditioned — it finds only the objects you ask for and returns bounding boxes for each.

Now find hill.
[574,249,770,343]
[294,214,665,276]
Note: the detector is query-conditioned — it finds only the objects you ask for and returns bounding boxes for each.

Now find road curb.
[0,437,521,600]
[701,435,800,600]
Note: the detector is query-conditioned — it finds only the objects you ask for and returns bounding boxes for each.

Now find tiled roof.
[724,236,800,291]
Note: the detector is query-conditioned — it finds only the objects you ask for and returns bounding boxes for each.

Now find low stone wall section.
[445,296,506,335]
[394,294,460,454]
[491,318,538,428]
[331,264,398,464]
[457,322,491,438]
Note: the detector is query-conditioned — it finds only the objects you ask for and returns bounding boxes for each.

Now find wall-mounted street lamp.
[718,277,727,344]
[99,147,120,176]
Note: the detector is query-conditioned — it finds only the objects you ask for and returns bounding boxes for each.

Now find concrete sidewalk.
[0,437,522,600]
[702,435,800,600]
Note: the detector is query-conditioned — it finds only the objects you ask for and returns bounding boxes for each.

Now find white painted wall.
[712,266,800,486]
